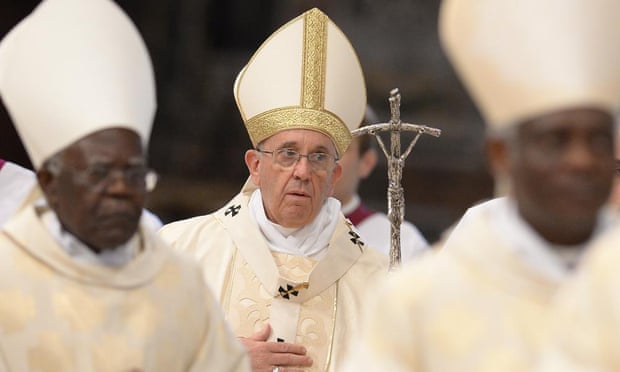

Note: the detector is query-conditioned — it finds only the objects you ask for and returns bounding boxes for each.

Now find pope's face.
[40,128,148,251]
[246,129,342,228]
[505,107,615,244]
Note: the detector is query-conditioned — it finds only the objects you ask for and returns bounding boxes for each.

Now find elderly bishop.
[0,0,250,370]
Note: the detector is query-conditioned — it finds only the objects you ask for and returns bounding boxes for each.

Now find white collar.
[491,197,613,282]
[249,189,341,260]
[37,198,139,267]
[0,161,36,226]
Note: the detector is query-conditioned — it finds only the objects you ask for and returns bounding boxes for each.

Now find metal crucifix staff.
[351,88,441,271]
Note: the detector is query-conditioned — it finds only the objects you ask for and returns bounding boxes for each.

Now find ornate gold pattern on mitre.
[301,8,327,110]
[237,7,362,157]
[245,107,351,157]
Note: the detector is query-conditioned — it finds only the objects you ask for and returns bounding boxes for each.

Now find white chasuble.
[160,180,388,371]
[0,205,250,372]
[535,226,620,372]
[342,198,615,372]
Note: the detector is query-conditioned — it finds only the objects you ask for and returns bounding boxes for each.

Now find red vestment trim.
[346,203,376,226]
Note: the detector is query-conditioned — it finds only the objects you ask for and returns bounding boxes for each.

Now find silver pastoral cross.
[351,88,441,271]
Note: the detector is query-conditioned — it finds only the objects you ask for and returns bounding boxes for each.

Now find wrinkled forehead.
[261,129,338,154]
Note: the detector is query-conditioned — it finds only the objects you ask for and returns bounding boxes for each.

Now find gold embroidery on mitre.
[246,107,352,155]
[302,9,327,110]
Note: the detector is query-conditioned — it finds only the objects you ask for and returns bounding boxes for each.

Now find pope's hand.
[239,323,313,372]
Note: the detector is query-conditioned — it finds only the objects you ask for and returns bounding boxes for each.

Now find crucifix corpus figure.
[351,88,441,270]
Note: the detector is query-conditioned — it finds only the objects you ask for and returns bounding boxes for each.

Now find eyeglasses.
[72,164,158,192]
[257,148,338,172]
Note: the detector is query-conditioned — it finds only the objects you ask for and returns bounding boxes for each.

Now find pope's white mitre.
[234,8,366,156]
[439,0,620,129]
[0,0,155,169]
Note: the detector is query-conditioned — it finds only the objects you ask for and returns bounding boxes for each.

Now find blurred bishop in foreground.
[0,0,249,370]
[342,0,620,371]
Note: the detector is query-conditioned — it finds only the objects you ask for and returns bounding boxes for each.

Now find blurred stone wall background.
[0,0,494,243]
